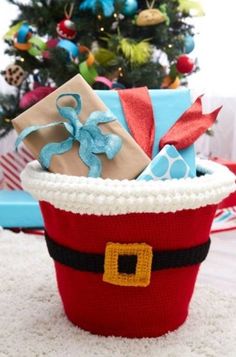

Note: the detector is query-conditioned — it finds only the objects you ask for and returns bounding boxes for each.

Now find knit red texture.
[118,87,155,158]
[159,96,222,150]
[40,201,217,338]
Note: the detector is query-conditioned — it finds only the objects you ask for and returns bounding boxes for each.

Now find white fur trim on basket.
[21,159,236,216]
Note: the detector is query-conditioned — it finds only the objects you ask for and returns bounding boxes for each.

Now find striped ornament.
[0,146,34,190]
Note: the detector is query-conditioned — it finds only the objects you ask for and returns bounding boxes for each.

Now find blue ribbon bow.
[16,93,122,178]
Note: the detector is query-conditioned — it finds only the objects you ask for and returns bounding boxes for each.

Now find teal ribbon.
[16,93,122,178]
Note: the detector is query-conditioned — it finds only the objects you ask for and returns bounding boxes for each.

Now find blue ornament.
[122,0,138,16]
[184,35,195,54]
[57,39,79,61]
[80,0,115,17]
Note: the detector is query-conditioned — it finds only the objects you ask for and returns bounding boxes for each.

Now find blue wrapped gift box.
[97,88,195,175]
[0,190,43,228]
[0,88,193,228]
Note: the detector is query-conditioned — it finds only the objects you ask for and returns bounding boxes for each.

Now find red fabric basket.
[21,159,236,338]
[41,203,215,338]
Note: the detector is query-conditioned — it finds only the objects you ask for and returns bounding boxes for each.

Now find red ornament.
[56,19,77,40]
[56,3,77,40]
[176,55,194,74]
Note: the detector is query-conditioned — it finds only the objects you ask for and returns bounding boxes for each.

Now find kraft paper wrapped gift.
[12,74,150,179]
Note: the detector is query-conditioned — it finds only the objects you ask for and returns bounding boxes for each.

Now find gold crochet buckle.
[103,242,153,287]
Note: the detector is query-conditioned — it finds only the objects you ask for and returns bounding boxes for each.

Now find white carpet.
[0,229,236,357]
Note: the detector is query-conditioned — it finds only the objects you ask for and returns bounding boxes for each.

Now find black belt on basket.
[45,232,210,273]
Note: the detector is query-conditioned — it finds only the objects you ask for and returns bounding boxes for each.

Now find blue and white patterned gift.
[137,144,194,181]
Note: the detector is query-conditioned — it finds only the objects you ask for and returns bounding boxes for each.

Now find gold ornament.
[136,0,165,26]
[136,9,165,26]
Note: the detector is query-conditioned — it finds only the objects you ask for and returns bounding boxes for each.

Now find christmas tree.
[0,0,203,138]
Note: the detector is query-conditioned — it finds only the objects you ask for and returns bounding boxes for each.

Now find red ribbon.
[118,87,155,158]
[159,96,222,150]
